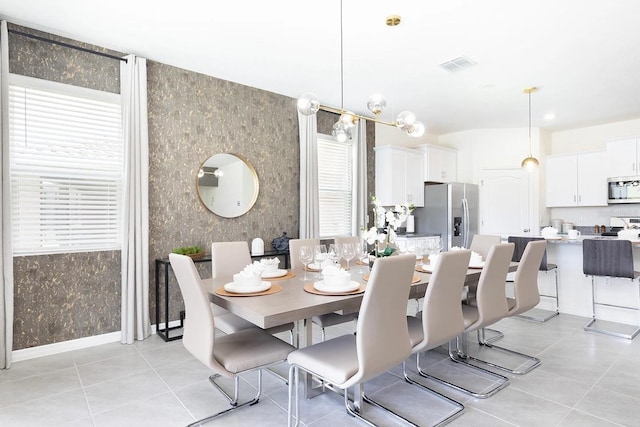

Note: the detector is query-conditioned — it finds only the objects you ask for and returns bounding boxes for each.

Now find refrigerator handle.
[462,198,470,248]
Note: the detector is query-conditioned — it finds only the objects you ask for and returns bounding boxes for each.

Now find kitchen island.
[526,235,640,326]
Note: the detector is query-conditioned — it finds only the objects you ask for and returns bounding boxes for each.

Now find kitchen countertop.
[522,235,640,245]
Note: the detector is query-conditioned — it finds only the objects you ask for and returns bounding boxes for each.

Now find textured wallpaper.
[8,22,375,349]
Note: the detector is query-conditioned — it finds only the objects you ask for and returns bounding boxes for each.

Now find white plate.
[543,236,562,240]
[224,281,271,294]
[313,280,360,293]
[307,263,322,270]
[420,264,435,273]
[261,269,287,278]
[469,261,485,269]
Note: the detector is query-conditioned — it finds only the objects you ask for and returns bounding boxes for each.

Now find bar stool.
[583,239,640,340]
[508,236,559,322]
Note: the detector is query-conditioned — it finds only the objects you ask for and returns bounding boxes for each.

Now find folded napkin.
[237,261,266,277]
[260,257,280,267]
[322,264,351,287]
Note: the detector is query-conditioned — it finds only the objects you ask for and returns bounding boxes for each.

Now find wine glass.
[314,245,327,270]
[415,239,427,267]
[327,243,340,266]
[299,246,314,281]
[356,242,369,273]
[340,243,355,270]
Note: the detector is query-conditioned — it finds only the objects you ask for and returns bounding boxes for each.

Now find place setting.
[216,261,283,297]
[259,257,295,280]
[303,264,366,296]
[416,246,484,273]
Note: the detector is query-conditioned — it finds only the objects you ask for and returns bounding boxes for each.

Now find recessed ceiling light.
[544,113,556,121]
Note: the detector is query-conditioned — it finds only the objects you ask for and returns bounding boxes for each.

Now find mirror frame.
[196,153,259,218]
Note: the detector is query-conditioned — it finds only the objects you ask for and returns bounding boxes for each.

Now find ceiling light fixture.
[296,2,424,141]
[521,87,540,172]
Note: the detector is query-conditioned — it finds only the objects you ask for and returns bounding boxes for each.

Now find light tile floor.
[2,312,640,426]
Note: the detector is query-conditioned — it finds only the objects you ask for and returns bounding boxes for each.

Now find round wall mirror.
[196,153,259,218]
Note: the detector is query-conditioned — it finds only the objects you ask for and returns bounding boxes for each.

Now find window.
[317,134,356,238]
[9,74,123,255]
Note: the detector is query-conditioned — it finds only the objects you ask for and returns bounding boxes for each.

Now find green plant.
[172,246,203,255]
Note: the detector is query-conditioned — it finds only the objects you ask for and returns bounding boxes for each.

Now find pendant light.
[521,87,539,171]
[296,2,424,141]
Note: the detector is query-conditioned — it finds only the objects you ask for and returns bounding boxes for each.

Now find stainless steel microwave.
[608,177,640,204]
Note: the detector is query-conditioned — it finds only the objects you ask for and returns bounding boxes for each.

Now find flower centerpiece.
[361,196,413,258]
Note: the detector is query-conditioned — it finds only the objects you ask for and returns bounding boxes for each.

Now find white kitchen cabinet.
[607,137,640,177]
[415,144,457,182]
[545,151,608,207]
[375,145,424,207]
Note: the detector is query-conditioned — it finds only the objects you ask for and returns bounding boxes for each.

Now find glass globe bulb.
[332,121,350,142]
[406,121,425,138]
[339,112,357,129]
[296,92,320,115]
[521,156,539,171]
[197,169,204,178]
[395,111,416,130]
[367,94,387,115]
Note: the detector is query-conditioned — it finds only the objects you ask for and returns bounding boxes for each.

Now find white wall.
[550,118,640,154]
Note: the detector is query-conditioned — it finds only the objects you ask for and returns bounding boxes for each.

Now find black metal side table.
[155,250,290,342]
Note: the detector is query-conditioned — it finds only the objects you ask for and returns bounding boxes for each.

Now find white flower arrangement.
[361,196,413,257]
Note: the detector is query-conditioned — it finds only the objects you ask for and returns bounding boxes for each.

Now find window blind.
[9,75,123,255]
[317,135,354,238]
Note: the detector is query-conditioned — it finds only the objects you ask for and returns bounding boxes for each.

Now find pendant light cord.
[528,90,532,155]
[339,0,344,111]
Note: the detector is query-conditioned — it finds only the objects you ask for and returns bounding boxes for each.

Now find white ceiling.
[2,0,640,135]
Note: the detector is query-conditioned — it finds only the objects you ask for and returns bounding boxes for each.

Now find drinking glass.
[415,239,427,267]
[299,246,314,280]
[327,243,340,265]
[340,243,355,270]
[314,245,328,269]
[356,242,369,273]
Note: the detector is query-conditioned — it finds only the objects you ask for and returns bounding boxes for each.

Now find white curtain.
[120,54,150,344]
[353,119,368,235]
[298,111,319,239]
[0,20,13,369]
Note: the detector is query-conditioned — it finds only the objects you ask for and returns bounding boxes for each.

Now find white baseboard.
[12,320,182,362]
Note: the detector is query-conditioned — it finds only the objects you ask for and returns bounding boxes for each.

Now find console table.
[154,250,290,341]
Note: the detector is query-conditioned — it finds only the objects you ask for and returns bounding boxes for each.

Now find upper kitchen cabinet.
[375,145,424,207]
[415,144,457,183]
[607,137,640,177]
[546,151,608,207]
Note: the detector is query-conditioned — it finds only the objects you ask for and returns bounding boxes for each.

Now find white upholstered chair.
[405,249,471,425]
[211,241,294,338]
[469,234,501,258]
[289,238,357,340]
[423,243,514,398]
[287,254,416,426]
[475,239,546,374]
[170,253,295,426]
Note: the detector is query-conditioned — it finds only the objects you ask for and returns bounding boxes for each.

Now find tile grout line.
[73,356,98,426]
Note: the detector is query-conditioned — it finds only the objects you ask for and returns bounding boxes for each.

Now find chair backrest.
[211,241,251,278]
[470,234,502,259]
[346,254,415,388]
[169,253,224,372]
[583,239,635,279]
[474,243,514,328]
[510,240,547,315]
[334,236,360,245]
[508,236,550,270]
[421,249,472,349]
[289,238,320,269]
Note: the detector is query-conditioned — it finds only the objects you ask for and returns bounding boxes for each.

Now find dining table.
[201,260,518,396]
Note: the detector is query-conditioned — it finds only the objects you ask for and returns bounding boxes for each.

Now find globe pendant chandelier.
[521,87,540,171]
[296,2,424,142]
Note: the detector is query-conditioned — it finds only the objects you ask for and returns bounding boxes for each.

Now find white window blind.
[317,135,355,238]
[9,75,123,255]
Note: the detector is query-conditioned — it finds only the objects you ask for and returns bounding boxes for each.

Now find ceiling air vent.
[439,56,476,72]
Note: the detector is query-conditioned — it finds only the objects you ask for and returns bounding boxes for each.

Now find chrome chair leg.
[402,360,465,426]
[584,276,640,340]
[417,338,510,399]
[194,370,263,426]
[474,332,541,375]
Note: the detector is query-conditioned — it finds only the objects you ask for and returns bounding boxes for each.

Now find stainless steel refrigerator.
[413,182,479,251]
